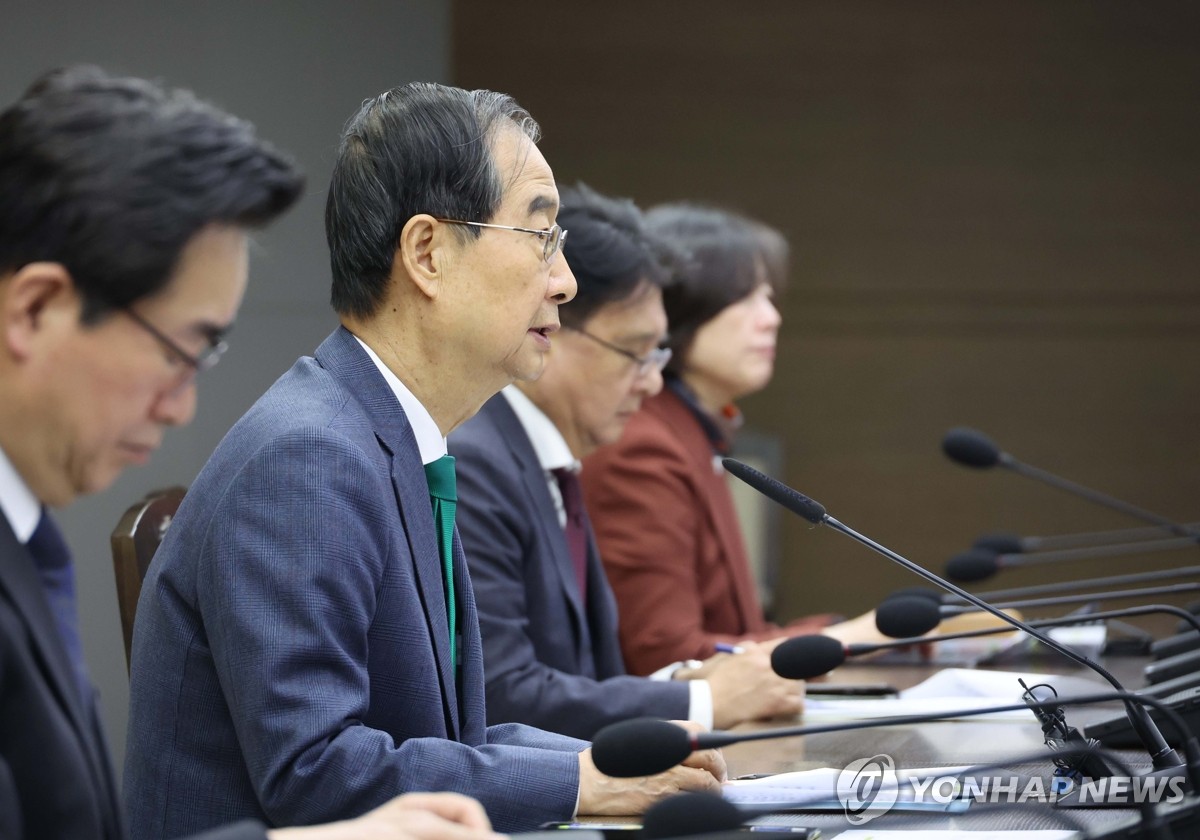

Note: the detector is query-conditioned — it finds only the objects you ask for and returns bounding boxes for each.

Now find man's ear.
[396,214,452,301]
[1,262,77,361]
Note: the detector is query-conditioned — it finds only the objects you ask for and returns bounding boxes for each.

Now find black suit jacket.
[449,395,689,740]
[0,512,264,840]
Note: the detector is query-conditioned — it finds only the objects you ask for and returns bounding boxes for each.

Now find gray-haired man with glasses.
[126,84,724,840]
[449,182,805,741]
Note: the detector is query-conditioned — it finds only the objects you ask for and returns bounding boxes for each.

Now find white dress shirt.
[354,336,447,466]
[0,443,41,542]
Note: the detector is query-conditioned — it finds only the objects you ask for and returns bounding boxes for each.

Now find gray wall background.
[1,0,449,773]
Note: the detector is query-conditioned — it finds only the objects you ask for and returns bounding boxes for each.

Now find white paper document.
[723,766,971,813]
[804,668,1107,722]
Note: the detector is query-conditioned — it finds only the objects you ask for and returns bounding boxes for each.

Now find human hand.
[705,641,804,728]
[577,721,726,815]
[267,792,502,840]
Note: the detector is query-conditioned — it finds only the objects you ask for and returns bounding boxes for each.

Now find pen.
[715,643,745,654]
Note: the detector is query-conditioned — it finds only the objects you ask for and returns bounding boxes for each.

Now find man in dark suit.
[0,66,505,840]
[449,184,805,740]
[125,84,724,839]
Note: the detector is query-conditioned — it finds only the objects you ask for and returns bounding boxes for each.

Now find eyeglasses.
[122,307,228,376]
[435,218,568,263]
[569,327,672,378]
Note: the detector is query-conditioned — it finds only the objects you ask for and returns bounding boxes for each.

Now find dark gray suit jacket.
[125,328,584,839]
[0,511,264,840]
[450,395,689,740]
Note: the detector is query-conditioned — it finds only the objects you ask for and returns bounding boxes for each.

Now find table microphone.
[590,691,1200,782]
[773,604,1200,681]
[873,588,1200,638]
[942,427,1200,542]
[976,522,1200,555]
[946,566,1200,603]
[966,583,1200,613]
[947,544,1198,584]
[641,792,744,839]
[720,456,1184,773]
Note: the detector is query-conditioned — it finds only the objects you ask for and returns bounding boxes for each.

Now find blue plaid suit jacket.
[125,328,584,839]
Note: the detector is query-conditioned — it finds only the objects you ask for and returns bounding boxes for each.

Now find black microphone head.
[945,548,1001,583]
[973,531,1024,554]
[942,427,1004,469]
[770,634,847,680]
[591,718,693,778]
[721,458,827,525]
[642,791,744,839]
[876,595,942,638]
[885,585,944,604]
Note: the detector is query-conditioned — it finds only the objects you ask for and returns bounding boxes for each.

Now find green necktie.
[424,455,458,673]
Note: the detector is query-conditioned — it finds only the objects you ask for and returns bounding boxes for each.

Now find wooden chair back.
[110,486,185,671]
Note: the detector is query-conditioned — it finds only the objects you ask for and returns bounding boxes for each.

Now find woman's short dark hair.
[326,82,540,319]
[0,65,304,323]
[557,182,672,329]
[645,203,789,374]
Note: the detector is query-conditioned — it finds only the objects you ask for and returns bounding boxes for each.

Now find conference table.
[628,651,1194,837]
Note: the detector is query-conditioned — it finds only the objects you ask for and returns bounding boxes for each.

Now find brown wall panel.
[454,1,1200,626]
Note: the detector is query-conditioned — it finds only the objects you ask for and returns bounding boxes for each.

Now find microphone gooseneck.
[942,427,1200,542]
[721,457,1185,773]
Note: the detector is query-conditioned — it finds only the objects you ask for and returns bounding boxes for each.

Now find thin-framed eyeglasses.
[568,327,672,378]
[122,307,228,375]
[435,218,568,263]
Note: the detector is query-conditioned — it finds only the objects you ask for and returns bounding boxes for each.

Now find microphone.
[773,605,1200,680]
[947,544,1198,584]
[721,457,1185,773]
[591,691,1200,780]
[942,427,1200,541]
[951,566,1200,604]
[976,522,1200,554]
[641,791,743,839]
[947,583,1200,615]
[877,584,1200,636]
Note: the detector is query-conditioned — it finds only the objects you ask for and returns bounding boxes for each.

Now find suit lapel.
[488,399,591,650]
[0,517,123,838]
[315,328,461,740]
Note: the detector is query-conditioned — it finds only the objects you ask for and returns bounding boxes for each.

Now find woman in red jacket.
[581,205,873,675]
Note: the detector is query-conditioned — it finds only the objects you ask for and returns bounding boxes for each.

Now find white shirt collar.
[501,386,579,473]
[0,443,42,543]
[352,335,447,466]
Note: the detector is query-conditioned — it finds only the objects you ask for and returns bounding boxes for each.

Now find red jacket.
[581,388,832,675]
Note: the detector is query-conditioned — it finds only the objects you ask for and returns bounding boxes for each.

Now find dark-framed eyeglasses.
[122,307,228,375]
[435,218,568,263]
[568,327,672,378]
